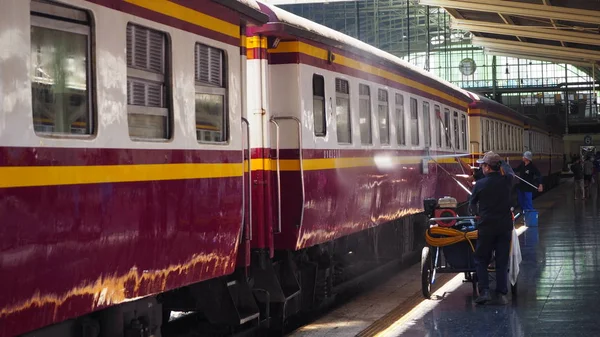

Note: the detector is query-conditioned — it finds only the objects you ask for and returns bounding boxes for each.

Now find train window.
[508,126,512,151]
[195,43,227,143]
[495,122,499,150]
[488,121,493,150]
[461,114,467,151]
[503,124,507,151]
[378,89,390,145]
[481,120,485,152]
[395,94,405,145]
[500,123,504,150]
[335,78,351,144]
[520,129,523,151]
[313,75,326,137]
[453,111,459,150]
[410,98,419,146]
[496,122,503,151]
[444,108,451,148]
[359,84,372,145]
[512,126,519,151]
[423,102,431,147]
[485,120,490,151]
[435,105,442,148]
[30,1,93,136]
[126,23,171,140]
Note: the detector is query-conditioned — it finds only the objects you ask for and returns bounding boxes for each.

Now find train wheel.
[421,246,433,299]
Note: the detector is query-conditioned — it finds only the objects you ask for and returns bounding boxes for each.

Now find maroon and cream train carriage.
[466,93,563,190]
[0,0,267,336]
[466,93,526,167]
[240,1,473,328]
[523,116,563,189]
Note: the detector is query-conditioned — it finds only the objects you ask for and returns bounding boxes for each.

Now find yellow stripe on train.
[0,156,466,188]
[125,0,240,39]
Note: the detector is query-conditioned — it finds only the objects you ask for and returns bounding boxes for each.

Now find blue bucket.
[524,210,538,227]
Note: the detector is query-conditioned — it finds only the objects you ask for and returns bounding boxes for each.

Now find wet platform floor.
[288,180,600,337]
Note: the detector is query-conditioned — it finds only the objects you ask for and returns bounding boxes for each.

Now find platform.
[288,180,600,337]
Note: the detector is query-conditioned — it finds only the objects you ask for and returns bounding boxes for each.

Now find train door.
[267,61,305,250]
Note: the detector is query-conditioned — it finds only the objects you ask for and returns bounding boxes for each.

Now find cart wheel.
[421,246,433,299]
[511,282,518,296]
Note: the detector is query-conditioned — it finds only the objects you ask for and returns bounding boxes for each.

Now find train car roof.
[466,92,525,126]
[467,92,562,135]
[214,0,269,24]
[254,1,470,103]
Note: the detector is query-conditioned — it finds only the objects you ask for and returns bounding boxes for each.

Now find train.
[0,1,562,336]
[466,93,564,189]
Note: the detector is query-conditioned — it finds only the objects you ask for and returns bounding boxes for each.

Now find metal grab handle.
[269,119,282,234]
[428,216,478,222]
[241,118,252,240]
[270,116,305,233]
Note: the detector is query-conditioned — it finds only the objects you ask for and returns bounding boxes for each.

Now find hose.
[425,226,478,252]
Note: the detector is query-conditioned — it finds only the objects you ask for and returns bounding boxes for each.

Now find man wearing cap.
[514,151,543,212]
[470,151,515,305]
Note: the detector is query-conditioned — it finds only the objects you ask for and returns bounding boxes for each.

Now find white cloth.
[509,228,522,286]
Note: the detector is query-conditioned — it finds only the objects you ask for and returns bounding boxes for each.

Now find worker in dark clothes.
[469,151,515,305]
[473,166,485,181]
[595,152,600,195]
[572,157,585,199]
[514,151,543,212]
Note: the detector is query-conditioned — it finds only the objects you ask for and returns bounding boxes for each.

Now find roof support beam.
[497,14,522,42]
[451,20,600,47]
[541,0,565,47]
[484,48,595,68]
[418,0,600,25]
[472,36,600,61]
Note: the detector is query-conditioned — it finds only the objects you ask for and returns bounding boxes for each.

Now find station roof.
[419,0,600,80]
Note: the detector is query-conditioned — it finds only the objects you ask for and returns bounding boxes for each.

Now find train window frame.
[508,126,512,152]
[312,74,326,137]
[460,114,467,151]
[423,101,431,147]
[484,119,490,152]
[500,123,504,151]
[126,23,172,141]
[481,119,485,152]
[359,84,373,145]
[410,97,419,146]
[435,105,442,148]
[495,121,499,150]
[513,126,516,151]
[194,43,229,144]
[443,108,451,149]
[453,111,459,150]
[335,78,352,144]
[504,124,508,151]
[395,93,405,146]
[488,120,492,150]
[30,1,95,137]
[377,89,390,146]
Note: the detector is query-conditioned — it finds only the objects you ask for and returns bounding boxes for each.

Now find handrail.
[241,117,252,240]
[270,116,305,232]
[428,216,478,222]
[269,119,282,234]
